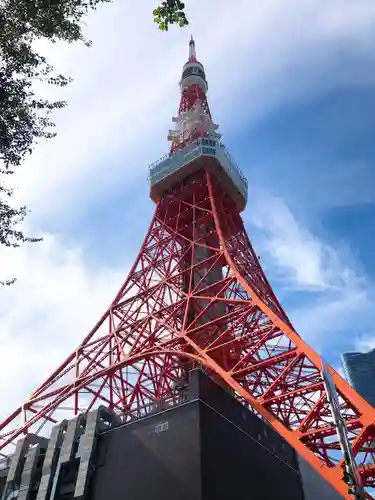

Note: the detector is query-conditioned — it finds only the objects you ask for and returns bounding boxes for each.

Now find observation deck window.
[182,66,206,80]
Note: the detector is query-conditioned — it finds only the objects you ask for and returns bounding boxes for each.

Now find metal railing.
[148,138,248,203]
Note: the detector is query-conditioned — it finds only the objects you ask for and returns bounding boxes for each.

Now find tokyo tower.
[1,36,375,499]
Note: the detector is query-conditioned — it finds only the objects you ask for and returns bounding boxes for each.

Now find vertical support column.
[2,437,29,499]
[193,239,225,322]
[2,435,47,500]
[179,209,226,386]
[49,415,85,500]
[17,444,41,500]
[74,407,120,500]
[36,421,67,500]
[193,212,235,385]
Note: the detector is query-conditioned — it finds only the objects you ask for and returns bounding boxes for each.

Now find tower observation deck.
[149,37,248,211]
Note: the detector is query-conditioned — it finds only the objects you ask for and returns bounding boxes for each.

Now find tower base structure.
[0,370,342,500]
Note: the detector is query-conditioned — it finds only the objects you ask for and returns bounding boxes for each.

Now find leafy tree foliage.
[0,0,188,285]
[153,0,188,31]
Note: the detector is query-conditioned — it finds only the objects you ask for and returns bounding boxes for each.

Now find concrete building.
[1,370,342,500]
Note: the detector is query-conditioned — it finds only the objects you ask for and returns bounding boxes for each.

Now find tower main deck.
[149,138,248,212]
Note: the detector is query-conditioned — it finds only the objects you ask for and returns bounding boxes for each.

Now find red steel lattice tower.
[1,38,375,499]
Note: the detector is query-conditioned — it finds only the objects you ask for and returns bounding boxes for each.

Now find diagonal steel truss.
[1,169,375,499]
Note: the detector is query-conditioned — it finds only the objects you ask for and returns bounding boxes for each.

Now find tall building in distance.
[342,349,375,407]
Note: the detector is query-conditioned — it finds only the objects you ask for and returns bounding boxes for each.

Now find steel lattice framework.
[1,37,375,500]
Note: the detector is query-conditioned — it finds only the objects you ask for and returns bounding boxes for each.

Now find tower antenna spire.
[167,35,219,153]
[189,34,196,61]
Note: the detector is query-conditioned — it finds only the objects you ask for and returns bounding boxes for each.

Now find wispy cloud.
[12,0,375,219]
[0,232,126,416]
[245,191,373,346]
[355,334,375,353]
[247,192,365,293]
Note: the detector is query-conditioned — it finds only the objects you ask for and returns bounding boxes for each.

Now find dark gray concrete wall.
[297,455,344,500]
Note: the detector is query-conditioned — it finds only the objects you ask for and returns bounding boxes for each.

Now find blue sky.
[0,0,375,416]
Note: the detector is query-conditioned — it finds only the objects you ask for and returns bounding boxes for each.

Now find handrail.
[148,139,248,203]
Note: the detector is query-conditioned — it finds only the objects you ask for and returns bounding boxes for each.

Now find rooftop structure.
[0,371,343,500]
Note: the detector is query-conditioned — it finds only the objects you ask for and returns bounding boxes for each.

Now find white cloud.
[291,286,372,344]
[355,334,375,353]
[11,0,375,220]
[247,192,365,293]
[0,232,126,418]
[246,191,373,344]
